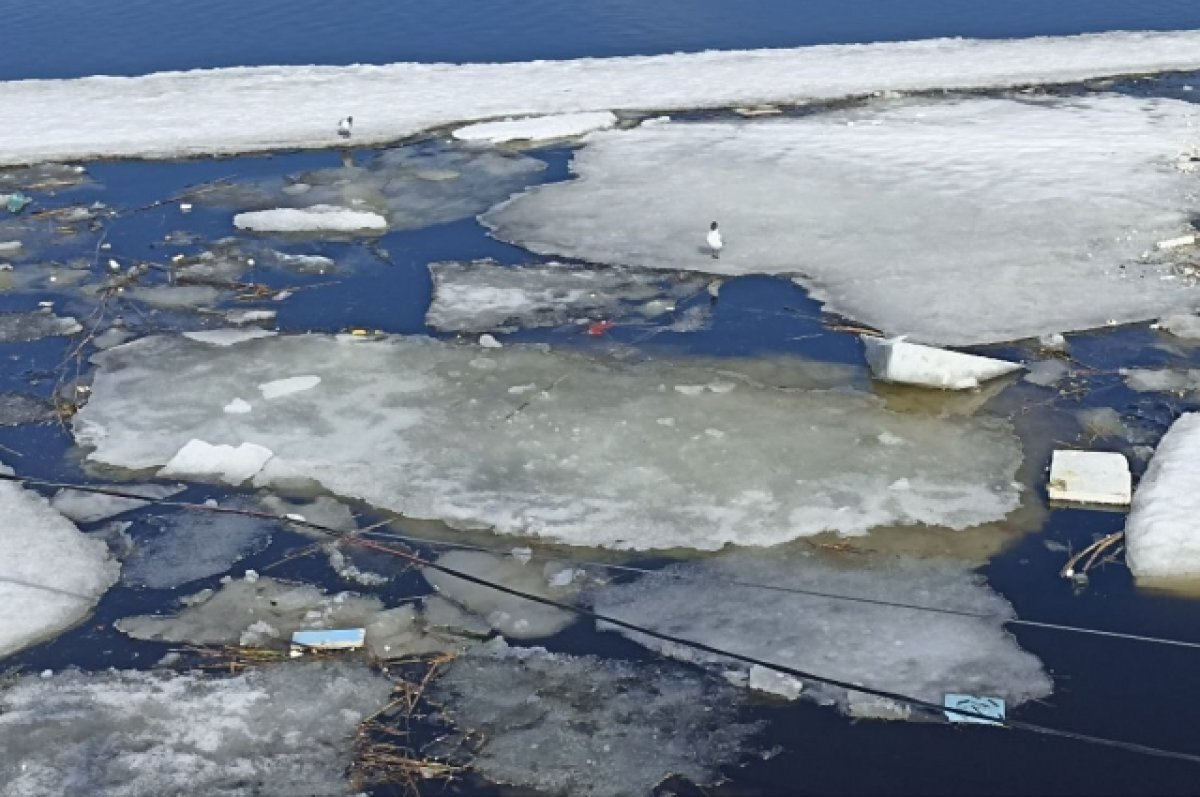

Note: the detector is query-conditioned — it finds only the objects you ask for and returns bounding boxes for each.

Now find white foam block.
[1047,450,1131,506]
[862,336,1021,390]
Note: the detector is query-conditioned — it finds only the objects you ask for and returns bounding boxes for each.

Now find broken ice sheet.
[590,548,1052,715]
[484,95,1200,346]
[431,640,762,797]
[120,506,274,589]
[0,660,391,797]
[75,334,1024,550]
[50,482,183,523]
[426,258,710,333]
[0,310,81,342]
[0,392,54,425]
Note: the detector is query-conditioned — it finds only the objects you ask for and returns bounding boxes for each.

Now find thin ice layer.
[591,549,1052,711]
[431,641,761,797]
[5,31,1200,164]
[74,334,1022,550]
[0,467,119,658]
[1126,414,1200,579]
[120,508,275,589]
[485,96,1200,346]
[0,660,391,797]
[426,259,709,332]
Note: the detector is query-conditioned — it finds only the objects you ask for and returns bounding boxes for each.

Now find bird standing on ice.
[706,221,723,259]
[337,116,354,139]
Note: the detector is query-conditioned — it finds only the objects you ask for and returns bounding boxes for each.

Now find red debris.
[586,320,616,336]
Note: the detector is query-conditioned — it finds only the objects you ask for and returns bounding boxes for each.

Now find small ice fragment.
[479,333,502,349]
[244,569,259,582]
[224,398,252,414]
[179,203,193,213]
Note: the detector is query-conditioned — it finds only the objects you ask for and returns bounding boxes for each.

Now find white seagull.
[706,221,723,259]
[337,116,354,139]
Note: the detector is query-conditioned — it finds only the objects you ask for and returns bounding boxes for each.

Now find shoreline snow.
[2,30,1200,165]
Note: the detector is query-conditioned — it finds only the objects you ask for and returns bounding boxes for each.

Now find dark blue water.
[5,0,1200,80]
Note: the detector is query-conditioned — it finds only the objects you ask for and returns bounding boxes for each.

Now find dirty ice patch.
[75,334,1023,550]
[0,660,392,797]
[0,467,119,659]
[452,111,619,144]
[591,548,1052,715]
[6,31,1200,164]
[234,204,388,235]
[158,439,274,485]
[431,640,762,797]
[485,95,1200,346]
[1126,414,1200,580]
[427,258,709,333]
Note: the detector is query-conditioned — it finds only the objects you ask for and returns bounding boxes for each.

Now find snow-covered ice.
[591,548,1052,712]
[427,258,709,333]
[431,640,762,797]
[74,334,1024,550]
[5,31,1200,164]
[0,467,119,658]
[1126,414,1200,579]
[485,95,1200,345]
[0,660,391,797]
[452,111,619,144]
[862,336,1022,389]
[234,204,388,234]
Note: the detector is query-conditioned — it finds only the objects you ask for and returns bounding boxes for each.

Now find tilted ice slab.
[74,334,1022,550]
[0,660,391,797]
[0,467,119,659]
[485,95,1200,346]
[5,31,1200,164]
[427,258,709,333]
[1126,414,1200,579]
[452,111,619,144]
[592,549,1053,712]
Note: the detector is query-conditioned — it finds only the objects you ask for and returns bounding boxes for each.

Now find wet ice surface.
[119,508,275,589]
[485,95,1200,346]
[0,468,119,658]
[591,548,1052,712]
[0,660,391,797]
[75,334,1023,549]
[432,640,762,797]
[50,483,183,523]
[426,258,711,333]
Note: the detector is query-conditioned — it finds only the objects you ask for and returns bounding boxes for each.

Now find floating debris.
[862,336,1021,390]
[1047,450,1131,507]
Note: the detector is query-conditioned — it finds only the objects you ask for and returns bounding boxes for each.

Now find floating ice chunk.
[478,333,502,349]
[1046,450,1131,507]
[1037,332,1069,353]
[592,549,1052,713]
[7,31,1200,165]
[1122,367,1200,395]
[234,204,388,234]
[485,96,1200,346]
[747,664,804,701]
[1155,314,1200,340]
[452,111,619,144]
[0,241,22,257]
[183,328,277,346]
[158,439,274,485]
[223,397,252,414]
[225,308,277,325]
[50,483,183,524]
[0,468,119,658]
[127,285,222,308]
[120,508,274,589]
[75,334,1023,550]
[862,336,1021,390]
[0,661,392,796]
[259,375,321,399]
[0,393,54,426]
[1126,414,1200,579]
[0,311,81,342]
[1024,359,1071,387]
[431,642,762,797]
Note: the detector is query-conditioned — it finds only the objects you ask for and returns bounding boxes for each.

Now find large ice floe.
[431,639,762,797]
[74,334,1023,550]
[1125,413,1200,580]
[591,548,1052,715]
[485,95,1200,346]
[4,31,1200,164]
[0,467,119,659]
[0,660,391,797]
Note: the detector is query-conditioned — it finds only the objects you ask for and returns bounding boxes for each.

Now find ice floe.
[0,310,80,342]
[120,507,275,589]
[0,466,119,658]
[234,204,388,234]
[1126,414,1200,579]
[5,31,1200,164]
[0,660,391,797]
[431,640,762,797]
[485,95,1200,345]
[426,258,709,333]
[590,548,1053,713]
[1123,367,1200,396]
[50,482,182,524]
[0,392,54,425]
[74,334,1023,550]
[452,111,619,144]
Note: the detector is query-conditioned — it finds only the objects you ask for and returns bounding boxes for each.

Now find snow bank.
[0,660,391,797]
[485,95,1200,346]
[452,111,619,143]
[0,469,119,658]
[73,334,1023,550]
[1126,414,1200,579]
[233,204,387,234]
[3,31,1200,165]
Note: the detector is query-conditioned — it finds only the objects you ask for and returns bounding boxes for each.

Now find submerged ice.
[485,95,1200,346]
[75,334,1023,550]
